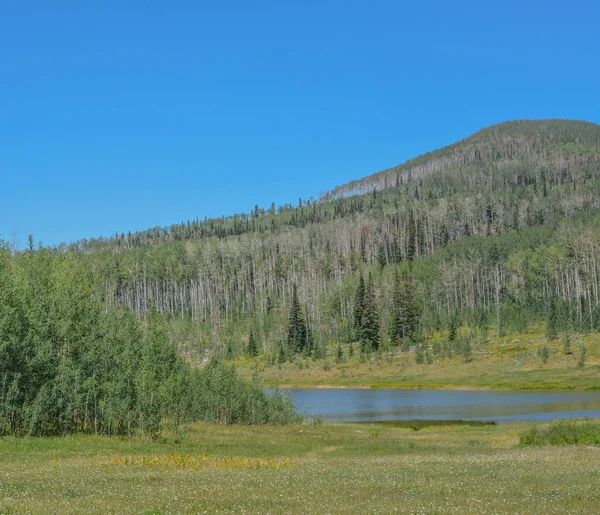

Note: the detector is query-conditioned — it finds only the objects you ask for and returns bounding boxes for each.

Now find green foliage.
[546,295,559,340]
[538,345,550,365]
[191,359,301,425]
[287,284,310,355]
[578,344,587,368]
[359,274,380,352]
[564,334,572,355]
[520,419,600,446]
[335,342,344,364]
[390,270,420,345]
[353,274,365,338]
[5,120,600,436]
[461,337,473,362]
[448,313,459,342]
[415,345,425,365]
[0,247,300,437]
[27,119,600,362]
[247,328,259,358]
[425,349,434,364]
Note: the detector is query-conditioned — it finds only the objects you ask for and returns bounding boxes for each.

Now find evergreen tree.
[390,270,420,345]
[247,328,259,357]
[546,295,559,340]
[360,273,380,352]
[287,284,307,354]
[448,312,458,342]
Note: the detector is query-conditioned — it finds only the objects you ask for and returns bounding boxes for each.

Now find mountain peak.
[322,119,600,200]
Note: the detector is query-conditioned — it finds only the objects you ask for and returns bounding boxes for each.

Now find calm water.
[279,388,600,424]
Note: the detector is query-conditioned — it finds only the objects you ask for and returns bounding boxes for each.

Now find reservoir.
[280,388,600,424]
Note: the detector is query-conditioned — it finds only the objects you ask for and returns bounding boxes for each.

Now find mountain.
[40,119,600,360]
[325,119,600,199]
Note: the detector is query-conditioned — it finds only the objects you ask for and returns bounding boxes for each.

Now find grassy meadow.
[1,420,600,514]
[238,329,600,390]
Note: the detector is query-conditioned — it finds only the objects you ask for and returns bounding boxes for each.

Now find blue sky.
[1,1,599,247]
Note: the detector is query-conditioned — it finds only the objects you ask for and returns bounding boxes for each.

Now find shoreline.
[266,382,600,392]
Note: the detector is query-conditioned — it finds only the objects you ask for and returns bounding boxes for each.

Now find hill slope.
[324,119,600,199]
[35,119,600,364]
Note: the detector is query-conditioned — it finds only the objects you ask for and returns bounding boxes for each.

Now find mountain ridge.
[57,118,600,252]
[321,118,600,201]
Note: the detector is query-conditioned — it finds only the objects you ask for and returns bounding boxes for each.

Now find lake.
[280,388,600,424]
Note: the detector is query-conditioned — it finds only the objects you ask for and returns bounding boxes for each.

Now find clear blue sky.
[2,1,599,247]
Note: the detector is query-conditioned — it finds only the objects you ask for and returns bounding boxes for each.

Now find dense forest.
[3,119,600,431]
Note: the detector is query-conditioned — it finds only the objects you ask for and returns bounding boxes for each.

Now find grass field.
[238,330,600,390]
[1,420,599,514]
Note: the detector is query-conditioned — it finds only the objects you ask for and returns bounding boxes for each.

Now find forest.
[2,119,600,434]
[53,119,600,360]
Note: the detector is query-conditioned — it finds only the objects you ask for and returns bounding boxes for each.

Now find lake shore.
[237,331,600,392]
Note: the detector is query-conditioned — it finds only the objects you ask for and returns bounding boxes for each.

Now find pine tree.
[390,270,420,345]
[247,328,259,357]
[360,273,379,352]
[448,312,458,342]
[287,284,307,354]
[390,269,403,345]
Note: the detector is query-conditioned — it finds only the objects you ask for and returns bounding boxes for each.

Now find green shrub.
[415,346,425,364]
[538,345,550,364]
[578,344,587,368]
[191,359,302,425]
[520,419,600,446]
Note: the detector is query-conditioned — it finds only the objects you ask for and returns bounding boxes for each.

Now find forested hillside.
[14,120,600,363]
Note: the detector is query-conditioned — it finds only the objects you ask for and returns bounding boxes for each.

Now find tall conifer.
[247,328,259,357]
[360,273,379,352]
[391,270,420,345]
[287,284,307,353]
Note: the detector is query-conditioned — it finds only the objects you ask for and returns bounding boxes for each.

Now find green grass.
[1,420,600,513]
[238,329,600,391]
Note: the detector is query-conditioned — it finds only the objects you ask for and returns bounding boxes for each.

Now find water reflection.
[275,389,600,424]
